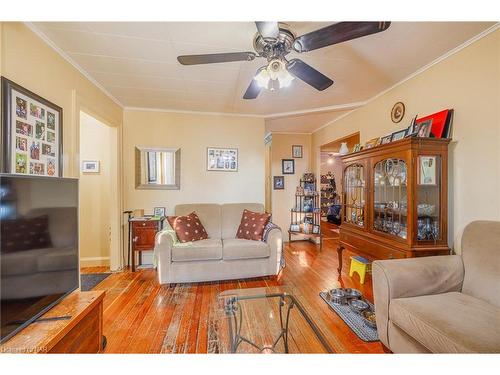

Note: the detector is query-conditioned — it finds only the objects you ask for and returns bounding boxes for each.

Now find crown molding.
[312,22,500,134]
[24,22,124,108]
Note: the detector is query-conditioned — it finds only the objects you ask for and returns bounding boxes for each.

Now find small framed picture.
[419,156,437,185]
[290,224,300,232]
[282,159,295,174]
[81,160,100,173]
[153,207,166,217]
[273,176,284,190]
[391,129,407,142]
[312,225,320,234]
[207,147,238,172]
[292,145,303,158]
[380,134,392,144]
[416,119,433,138]
[364,137,380,149]
[352,144,362,153]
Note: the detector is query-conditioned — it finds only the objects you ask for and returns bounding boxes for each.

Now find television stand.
[0,290,105,353]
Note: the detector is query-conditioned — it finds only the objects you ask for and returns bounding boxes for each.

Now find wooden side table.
[129,216,164,272]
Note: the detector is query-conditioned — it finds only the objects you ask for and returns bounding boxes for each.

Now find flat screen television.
[0,174,79,343]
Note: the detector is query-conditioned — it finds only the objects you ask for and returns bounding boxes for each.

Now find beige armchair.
[373,221,500,353]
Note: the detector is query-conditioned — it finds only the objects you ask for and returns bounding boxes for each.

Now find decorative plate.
[391,102,405,123]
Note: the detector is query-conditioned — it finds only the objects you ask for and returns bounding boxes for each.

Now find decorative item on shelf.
[290,224,300,232]
[207,147,238,171]
[418,156,437,185]
[405,115,419,137]
[416,119,433,138]
[282,159,295,174]
[302,172,315,183]
[312,225,320,234]
[391,101,405,123]
[295,186,304,195]
[364,137,380,149]
[82,160,100,173]
[380,134,392,144]
[390,128,407,141]
[291,145,303,158]
[273,176,284,190]
[416,109,454,139]
[153,207,166,218]
[339,142,349,155]
[352,143,362,153]
[1,77,63,177]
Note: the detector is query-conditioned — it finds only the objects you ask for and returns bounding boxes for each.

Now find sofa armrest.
[265,226,283,275]
[154,229,175,284]
[372,255,464,347]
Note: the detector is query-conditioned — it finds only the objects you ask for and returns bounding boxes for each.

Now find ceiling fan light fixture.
[254,68,270,88]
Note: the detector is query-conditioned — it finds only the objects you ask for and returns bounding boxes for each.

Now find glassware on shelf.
[416,156,441,242]
[373,158,408,239]
[343,164,365,227]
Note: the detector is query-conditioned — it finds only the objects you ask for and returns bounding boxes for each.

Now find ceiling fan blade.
[243,78,262,100]
[177,52,256,65]
[287,59,333,91]
[293,22,391,52]
[255,21,280,40]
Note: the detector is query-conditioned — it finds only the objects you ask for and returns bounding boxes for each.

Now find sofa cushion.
[167,212,208,243]
[236,209,271,241]
[171,239,222,262]
[390,292,500,353]
[223,238,270,260]
[175,204,221,239]
[221,203,264,239]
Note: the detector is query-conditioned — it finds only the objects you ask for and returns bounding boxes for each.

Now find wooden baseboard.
[80,257,110,267]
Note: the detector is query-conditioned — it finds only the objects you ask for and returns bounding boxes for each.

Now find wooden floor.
[82,222,384,353]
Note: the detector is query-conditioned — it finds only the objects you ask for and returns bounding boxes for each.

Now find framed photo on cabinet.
[1,77,63,177]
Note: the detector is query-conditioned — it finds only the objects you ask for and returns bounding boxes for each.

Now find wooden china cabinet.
[337,137,451,275]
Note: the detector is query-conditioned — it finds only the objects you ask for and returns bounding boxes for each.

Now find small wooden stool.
[349,256,371,284]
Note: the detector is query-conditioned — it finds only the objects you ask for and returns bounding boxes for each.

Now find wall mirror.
[135,147,180,190]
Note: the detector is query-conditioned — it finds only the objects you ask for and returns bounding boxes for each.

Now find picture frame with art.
[312,224,321,234]
[380,134,392,144]
[81,160,100,173]
[290,224,300,232]
[391,128,407,142]
[418,156,437,185]
[273,176,284,190]
[364,137,380,149]
[292,145,303,158]
[416,119,433,138]
[153,207,166,217]
[1,77,63,177]
[282,159,295,174]
[207,147,238,172]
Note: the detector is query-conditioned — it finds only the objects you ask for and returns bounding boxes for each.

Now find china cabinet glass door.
[416,155,441,242]
[343,164,366,227]
[373,158,408,239]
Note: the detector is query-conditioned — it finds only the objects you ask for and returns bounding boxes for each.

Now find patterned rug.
[319,291,379,342]
[81,273,111,291]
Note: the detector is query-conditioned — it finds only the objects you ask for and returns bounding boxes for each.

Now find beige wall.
[270,133,312,239]
[312,29,500,252]
[0,22,123,177]
[123,109,265,217]
[79,112,115,266]
[1,22,124,269]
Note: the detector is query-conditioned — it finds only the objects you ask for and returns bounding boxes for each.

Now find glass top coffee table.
[215,287,333,354]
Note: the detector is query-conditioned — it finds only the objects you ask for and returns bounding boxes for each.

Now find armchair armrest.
[154,228,175,284]
[264,224,283,275]
[372,255,464,347]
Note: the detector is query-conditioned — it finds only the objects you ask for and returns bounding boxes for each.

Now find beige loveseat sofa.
[155,203,282,285]
[373,221,500,353]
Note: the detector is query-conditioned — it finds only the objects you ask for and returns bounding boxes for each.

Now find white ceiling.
[31,21,494,132]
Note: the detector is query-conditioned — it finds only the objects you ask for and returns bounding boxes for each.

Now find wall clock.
[391,102,405,123]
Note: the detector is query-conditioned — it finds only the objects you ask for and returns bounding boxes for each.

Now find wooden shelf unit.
[337,137,451,274]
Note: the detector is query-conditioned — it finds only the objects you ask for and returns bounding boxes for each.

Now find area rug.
[81,273,111,291]
[319,291,379,342]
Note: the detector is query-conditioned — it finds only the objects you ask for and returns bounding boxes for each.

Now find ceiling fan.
[177,21,391,99]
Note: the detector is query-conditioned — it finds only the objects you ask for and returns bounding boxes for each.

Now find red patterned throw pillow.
[236,209,271,241]
[167,212,208,243]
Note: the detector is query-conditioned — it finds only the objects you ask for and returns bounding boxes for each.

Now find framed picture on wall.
[273,176,284,190]
[1,77,63,177]
[207,147,238,171]
[292,145,303,158]
[282,159,295,174]
[81,160,100,173]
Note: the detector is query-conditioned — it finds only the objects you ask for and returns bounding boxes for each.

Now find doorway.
[79,111,120,270]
